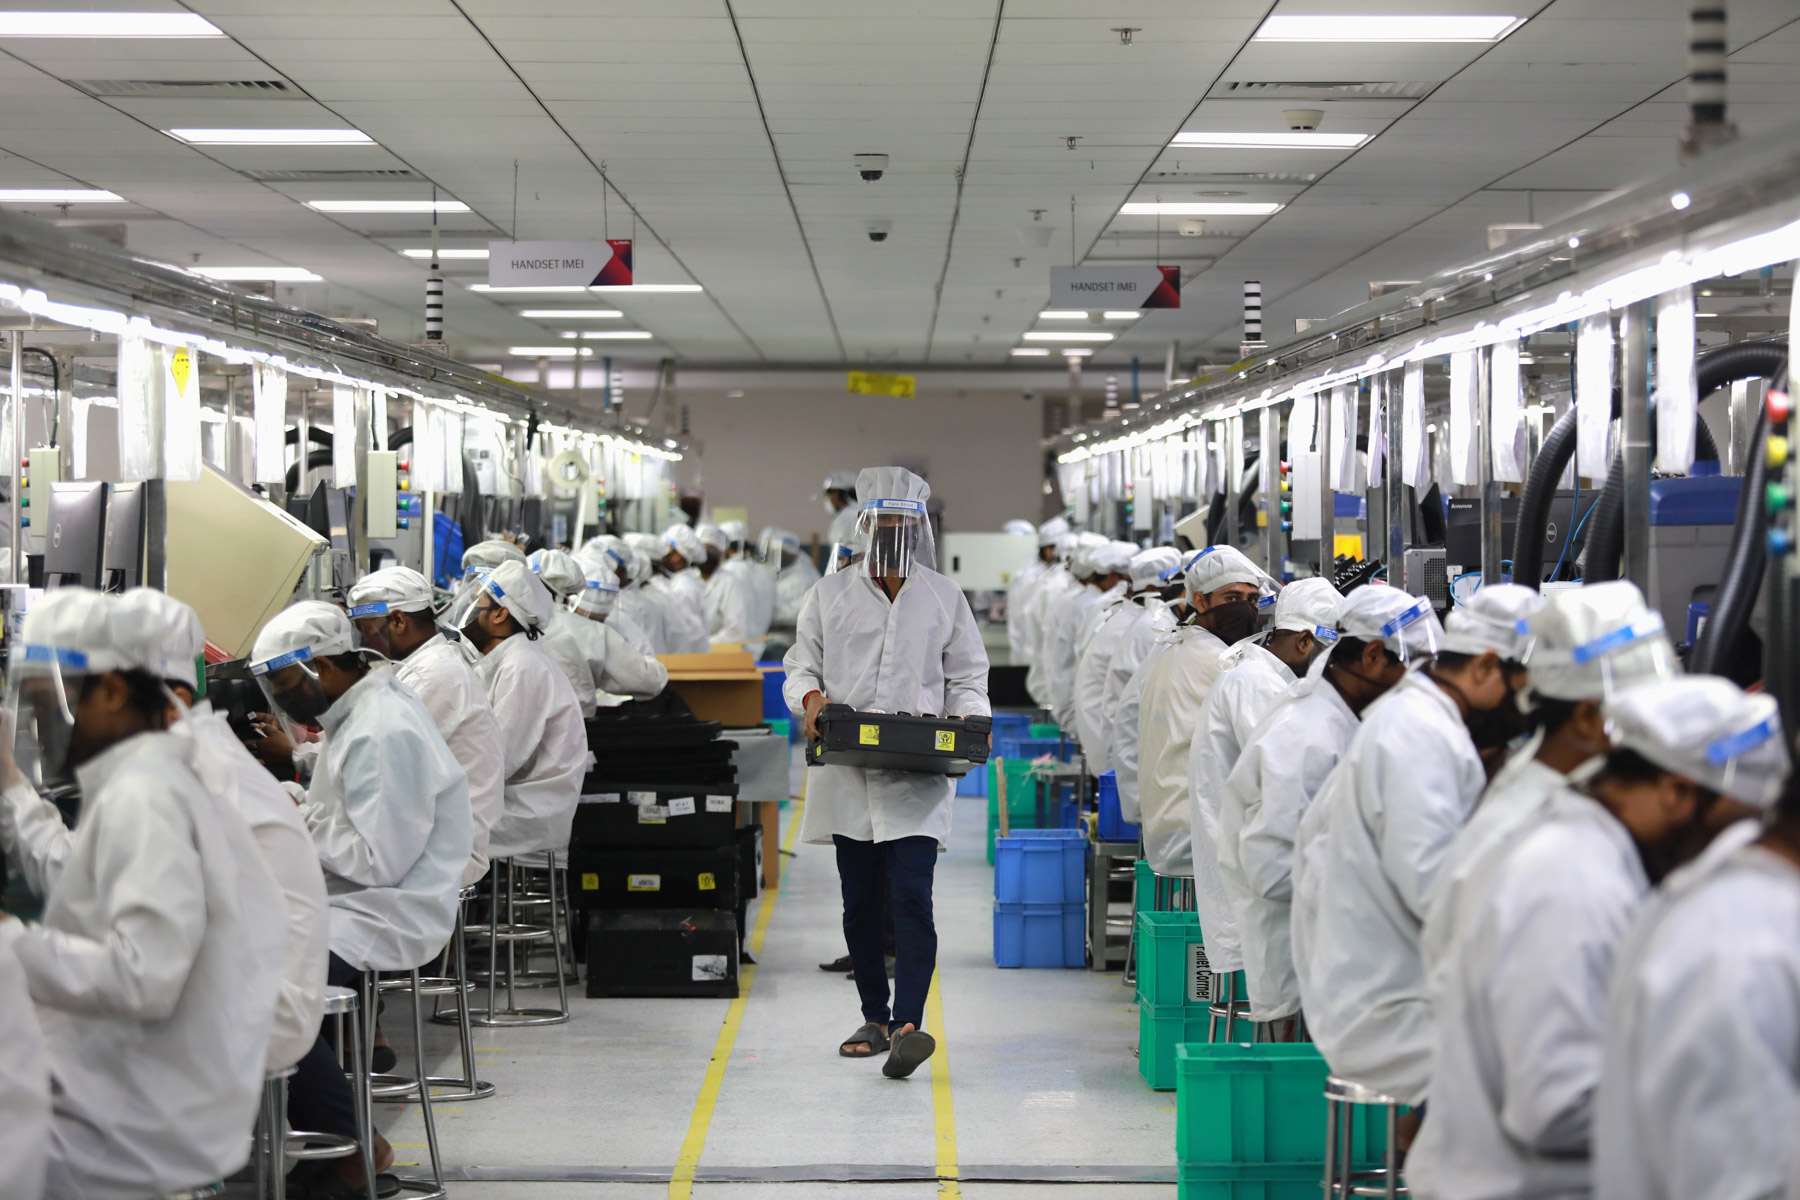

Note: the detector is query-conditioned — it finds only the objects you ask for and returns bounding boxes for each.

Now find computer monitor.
[102,481,144,593]
[1445,490,1579,582]
[45,481,107,589]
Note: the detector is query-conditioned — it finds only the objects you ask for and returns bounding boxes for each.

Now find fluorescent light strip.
[1024,331,1113,342]
[307,200,469,214]
[1254,14,1524,42]
[1103,311,1143,320]
[169,128,373,146]
[1039,310,1089,319]
[0,12,224,37]
[402,248,488,259]
[1010,348,1050,357]
[0,189,122,203]
[1120,202,1283,216]
[192,266,322,282]
[1064,349,1095,357]
[469,283,702,294]
[509,346,592,357]
[1171,131,1368,150]
[518,309,623,318]
[576,331,653,339]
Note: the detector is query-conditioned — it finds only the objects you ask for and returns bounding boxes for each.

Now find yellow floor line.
[667,799,802,1200]
[926,972,960,1197]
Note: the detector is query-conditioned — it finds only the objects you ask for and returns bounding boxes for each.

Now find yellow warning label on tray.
[859,724,880,745]
[581,873,598,891]
[934,730,956,751]
[627,874,662,892]
[169,347,193,395]
[697,873,717,891]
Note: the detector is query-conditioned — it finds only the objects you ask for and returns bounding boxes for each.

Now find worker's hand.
[249,713,295,771]
[802,692,830,740]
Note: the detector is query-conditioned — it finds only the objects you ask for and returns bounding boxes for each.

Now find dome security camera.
[854,153,889,181]
[1284,109,1325,131]
[867,219,893,243]
[1178,218,1206,237]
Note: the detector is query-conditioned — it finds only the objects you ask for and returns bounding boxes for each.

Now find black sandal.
[839,1021,891,1058]
[883,1028,937,1079]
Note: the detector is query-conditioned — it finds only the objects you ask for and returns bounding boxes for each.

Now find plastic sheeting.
[1489,338,1527,484]
[252,361,287,485]
[1449,349,1479,486]
[331,384,356,487]
[1289,392,1322,541]
[116,332,159,482]
[1576,313,1615,482]
[1402,361,1428,490]
[1655,286,1697,474]
[1366,373,1386,484]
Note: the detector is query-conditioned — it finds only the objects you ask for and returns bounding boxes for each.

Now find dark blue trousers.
[834,835,938,1032]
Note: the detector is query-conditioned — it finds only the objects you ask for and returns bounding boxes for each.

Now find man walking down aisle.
[784,466,989,1081]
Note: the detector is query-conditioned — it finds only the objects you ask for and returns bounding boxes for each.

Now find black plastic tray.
[805,705,992,776]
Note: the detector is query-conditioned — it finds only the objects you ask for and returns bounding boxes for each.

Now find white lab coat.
[171,706,330,1074]
[1594,825,1799,1200]
[1135,624,1232,877]
[704,567,756,646]
[775,555,822,626]
[651,572,710,653]
[1290,671,1486,1102]
[295,666,472,971]
[543,608,669,717]
[1072,598,1147,771]
[1112,613,1181,824]
[1023,566,1079,707]
[1004,557,1049,664]
[784,566,990,847]
[828,502,859,549]
[604,605,656,656]
[1225,673,1361,1022]
[395,634,508,886]
[617,585,672,654]
[1045,584,1110,731]
[723,557,775,642]
[1407,790,1649,1200]
[1187,641,1295,974]
[0,731,286,1200]
[0,938,48,1200]
[477,631,588,860]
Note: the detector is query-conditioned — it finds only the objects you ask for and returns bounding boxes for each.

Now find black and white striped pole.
[424,196,444,342]
[1240,280,1266,359]
[1682,4,1736,160]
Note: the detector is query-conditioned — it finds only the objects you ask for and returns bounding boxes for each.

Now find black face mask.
[462,603,499,654]
[1207,598,1260,646]
[273,676,331,726]
[870,524,917,570]
[1462,684,1530,752]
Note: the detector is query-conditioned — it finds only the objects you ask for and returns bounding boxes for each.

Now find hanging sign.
[847,371,916,398]
[487,239,633,287]
[1048,265,1179,309]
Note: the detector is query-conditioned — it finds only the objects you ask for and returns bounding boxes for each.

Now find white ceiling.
[0,0,1796,378]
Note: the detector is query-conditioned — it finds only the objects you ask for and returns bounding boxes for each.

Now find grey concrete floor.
[376,769,1177,1197]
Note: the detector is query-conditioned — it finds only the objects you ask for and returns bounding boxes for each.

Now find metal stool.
[1322,1075,1409,1199]
[358,969,447,1200]
[250,1064,298,1200]
[464,854,570,1026]
[493,855,579,984]
[280,987,376,1200]
[1123,869,1196,989]
[1206,971,1253,1042]
[419,886,498,1099]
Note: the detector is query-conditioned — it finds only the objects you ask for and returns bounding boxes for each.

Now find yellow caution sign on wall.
[847,370,916,398]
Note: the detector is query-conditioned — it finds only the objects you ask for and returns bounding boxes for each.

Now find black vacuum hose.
[1511,403,1579,590]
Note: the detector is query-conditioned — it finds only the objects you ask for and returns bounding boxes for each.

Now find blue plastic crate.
[1097,770,1139,842]
[956,770,989,797]
[993,901,1085,967]
[990,711,1033,743]
[995,828,1087,905]
[996,736,1070,763]
[759,666,788,723]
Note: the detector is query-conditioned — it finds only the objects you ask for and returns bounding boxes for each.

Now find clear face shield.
[573,581,619,623]
[6,645,92,788]
[1379,596,1444,668]
[346,600,395,658]
[1528,612,1676,710]
[856,499,934,579]
[826,530,869,577]
[249,646,332,731]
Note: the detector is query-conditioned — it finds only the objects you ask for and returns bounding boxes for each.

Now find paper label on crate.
[627,874,661,892]
[697,872,717,891]
[934,729,956,751]
[1188,941,1213,1004]
[637,805,669,824]
[859,724,880,745]
[580,873,599,891]
[692,954,729,982]
[580,792,622,805]
[627,790,659,806]
[667,796,696,817]
[706,795,733,813]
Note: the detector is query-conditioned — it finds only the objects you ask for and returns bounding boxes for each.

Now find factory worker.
[784,466,988,1081]
[446,559,587,861]
[626,530,705,652]
[1005,516,1069,665]
[1411,673,1769,1200]
[1106,561,1188,824]
[0,938,48,1200]
[1072,545,1179,771]
[1189,576,1344,980]
[1,588,287,1200]
[1420,581,1675,986]
[582,562,657,655]
[719,519,777,639]
[697,522,756,647]
[1045,539,1133,732]
[654,523,713,652]
[1002,518,1036,536]
[460,536,527,580]
[1290,583,1542,1112]
[768,526,822,626]
[346,565,506,887]
[1593,683,1794,1200]
[823,468,860,548]
[1022,531,1090,708]
[1226,586,1434,1031]
[585,534,665,654]
[1134,545,1274,876]
[527,549,668,716]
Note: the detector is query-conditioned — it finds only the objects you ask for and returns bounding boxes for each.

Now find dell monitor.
[45,481,107,590]
[102,481,144,593]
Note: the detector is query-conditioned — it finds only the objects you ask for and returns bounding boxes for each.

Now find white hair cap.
[1037,516,1071,547]
[1182,544,1270,599]
[1527,580,1676,702]
[1336,585,1446,661]
[856,465,931,506]
[1440,583,1544,661]
[529,548,588,600]
[115,587,208,692]
[719,519,749,546]
[1070,531,1111,578]
[465,558,555,634]
[1269,577,1345,638]
[251,600,355,675]
[1088,540,1136,578]
[462,538,526,573]
[823,470,859,493]
[1129,546,1182,590]
[1606,675,1790,809]
[661,523,704,565]
[347,566,435,618]
[696,522,731,553]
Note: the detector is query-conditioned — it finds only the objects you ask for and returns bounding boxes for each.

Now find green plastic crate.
[1139,999,1209,1091]
[1177,1162,1320,1200]
[1135,859,1154,916]
[1137,910,1208,1007]
[1029,722,1062,740]
[985,757,1060,865]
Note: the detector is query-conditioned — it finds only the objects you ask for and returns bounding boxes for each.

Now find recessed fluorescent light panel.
[1063,348,1095,357]
[192,266,321,282]
[0,188,123,203]
[508,347,593,357]
[519,309,623,319]
[0,12,224,37]
[1254,14,1524,42]
[1120,202,1283,216]
[1104,311,1143,320]
[1039,310,1090,319]
[1023,332,1114,342]
[469,283,702,294]
[589,284,702,294]
[307,199,469,213]
[169,128,373,146]
[1171,131,1368,149]
[576,331,653,339]
[1010,348,1051,357]
[402,248,488,259]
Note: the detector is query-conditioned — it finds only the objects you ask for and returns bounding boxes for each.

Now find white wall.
[676,386,1046,548]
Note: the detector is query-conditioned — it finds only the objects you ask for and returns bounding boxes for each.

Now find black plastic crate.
[567,846,742,911]
[584,909,740,999]
[806,705,993,776]
[571,787,742,850]
[736,821,764,901]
